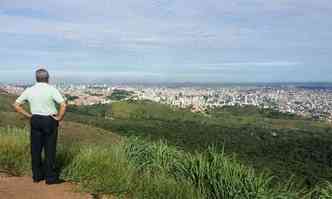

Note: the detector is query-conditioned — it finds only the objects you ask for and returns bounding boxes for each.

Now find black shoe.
[45,179,65,185]
[33,178,44,183]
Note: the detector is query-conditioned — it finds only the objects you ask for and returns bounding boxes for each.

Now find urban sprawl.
[1,84,332,122]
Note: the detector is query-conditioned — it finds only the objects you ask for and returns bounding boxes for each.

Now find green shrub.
[132,171,202,199]
[61,144,135,196]
[0,127,30,175]
[124,137,181,172]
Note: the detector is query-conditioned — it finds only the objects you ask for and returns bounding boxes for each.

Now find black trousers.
[30,115,58,182]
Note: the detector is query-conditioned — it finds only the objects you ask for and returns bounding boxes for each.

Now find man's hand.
[52,102,67,122]
[51,115,61,121]
[13,102,32,119]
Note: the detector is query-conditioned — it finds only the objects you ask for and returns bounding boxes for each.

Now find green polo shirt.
[15,83,65,116]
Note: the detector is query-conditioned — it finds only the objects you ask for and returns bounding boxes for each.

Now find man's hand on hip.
[53,102,67,122]
[13,102,32,119]
[51,115,62,121]
[51,115,65,127]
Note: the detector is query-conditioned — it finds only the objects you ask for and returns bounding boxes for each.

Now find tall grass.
[61,144,135,195]
[0,127,30,175]
[321,183,332,198]
[123,138,303,199]
[133,171,203,199]
[124,137,181,172]
[310,182,332,199]
[173,149,273,198]
[0,126,330,198]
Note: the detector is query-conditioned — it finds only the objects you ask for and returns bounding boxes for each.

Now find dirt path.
[0,174,93,199]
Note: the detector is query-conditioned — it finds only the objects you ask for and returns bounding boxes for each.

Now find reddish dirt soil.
[0,174,93,199]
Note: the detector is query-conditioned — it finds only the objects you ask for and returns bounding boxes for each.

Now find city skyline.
[0,1,332,82]
[2,82,332,122]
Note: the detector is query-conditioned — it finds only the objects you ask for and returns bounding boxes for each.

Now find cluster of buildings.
[0,84,25,95]
[0,84,113,106]
[1,83,332,122]
[133,86,332,121]
[58,84,112,106]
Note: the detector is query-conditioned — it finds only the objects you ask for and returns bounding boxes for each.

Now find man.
[13,68,66,185]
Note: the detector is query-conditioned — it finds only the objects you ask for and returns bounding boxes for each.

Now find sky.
[0,0,331,83]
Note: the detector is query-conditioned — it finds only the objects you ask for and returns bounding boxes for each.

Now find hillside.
[1,93,332,190]
[4,125,323,199]
[66,99,332,187]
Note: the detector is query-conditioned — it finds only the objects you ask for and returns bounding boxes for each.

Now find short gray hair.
[36,69,49,83]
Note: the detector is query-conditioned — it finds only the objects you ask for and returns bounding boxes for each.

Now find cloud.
[199,61,301,69]
[0,0,331,82]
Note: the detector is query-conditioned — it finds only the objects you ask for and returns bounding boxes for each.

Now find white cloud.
[0,0,331,82]
[199,62,300,69]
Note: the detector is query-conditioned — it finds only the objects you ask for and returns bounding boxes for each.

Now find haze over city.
[0,0,332,83]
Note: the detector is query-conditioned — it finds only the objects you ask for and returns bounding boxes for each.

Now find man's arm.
[13,102,32,118]
[51,87,67,121]
[14,89,30,118]
[52,102,67,121]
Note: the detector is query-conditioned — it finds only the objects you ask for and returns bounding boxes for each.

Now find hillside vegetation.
[66,100,332,187]
[1,93,332,197]
[2,126,332,198]
[108,89,135,101]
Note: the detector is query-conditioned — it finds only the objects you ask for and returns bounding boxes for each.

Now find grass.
[319,182,332,199]
[65,100,332,186]
[0,127,30,175]
[2,126,330,198]
[132,172,202,199]
[0,127,202,198]
[62,144,134,195]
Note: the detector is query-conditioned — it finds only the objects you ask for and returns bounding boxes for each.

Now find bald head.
[36,69,49,83]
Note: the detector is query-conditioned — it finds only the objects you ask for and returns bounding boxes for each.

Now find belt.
[32,114,56,118]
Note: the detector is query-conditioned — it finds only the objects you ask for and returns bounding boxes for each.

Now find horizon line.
[2,81,332,85]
